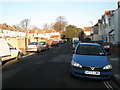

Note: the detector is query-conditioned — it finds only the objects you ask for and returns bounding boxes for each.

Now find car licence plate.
[85,71,100,75]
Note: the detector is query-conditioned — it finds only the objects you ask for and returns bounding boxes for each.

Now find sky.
[0,0,119,29]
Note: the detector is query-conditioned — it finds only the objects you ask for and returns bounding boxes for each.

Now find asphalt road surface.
[2,42,120,89]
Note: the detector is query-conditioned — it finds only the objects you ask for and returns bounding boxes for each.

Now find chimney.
[118,1,120,8]
[98,19,101,23]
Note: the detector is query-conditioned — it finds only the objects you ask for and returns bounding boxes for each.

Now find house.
[98,10,116,43]
[43,29,61,45]
[83,27,91,37]
[99,11,111,43]
[27,29,37,43]
[0,23,61,50]
[27,29,61,45]
[0,23,26,50]
[0,29,3,38]
[42,29,61,40]
[113,2,120,44]
[98,1,120,44]
[90,23,99,41]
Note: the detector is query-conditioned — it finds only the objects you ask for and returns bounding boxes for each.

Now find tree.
[62,25,83,40]
[43,23,49,29]
[17,19,30,30]
[29,25,39,29]
[43,23,55,30]
[53,16,67,33]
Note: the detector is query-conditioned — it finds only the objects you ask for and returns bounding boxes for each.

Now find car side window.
[7,43,17,50]
[38,43,42,46]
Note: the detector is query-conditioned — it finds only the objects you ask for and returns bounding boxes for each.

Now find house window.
[108,18,111,26]
[6,31,8,34]
[102,19,105,24]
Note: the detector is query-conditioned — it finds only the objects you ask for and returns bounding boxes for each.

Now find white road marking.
[103,81,114,90]
[104,82,110,90]
[106,82,114,90]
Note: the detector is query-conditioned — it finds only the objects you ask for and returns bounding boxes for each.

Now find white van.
[72,37,79,43]
[0,38,22,62]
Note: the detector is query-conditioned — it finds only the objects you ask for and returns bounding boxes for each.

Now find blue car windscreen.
[76,45,106,56]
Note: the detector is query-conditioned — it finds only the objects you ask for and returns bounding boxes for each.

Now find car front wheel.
[38,49,41,53]
[16,52,22,60]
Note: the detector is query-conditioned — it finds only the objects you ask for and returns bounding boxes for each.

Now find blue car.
[70,43,112,80]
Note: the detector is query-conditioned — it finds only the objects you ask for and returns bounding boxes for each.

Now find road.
[2,42,120,89]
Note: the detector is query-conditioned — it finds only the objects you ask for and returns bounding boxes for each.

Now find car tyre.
[16,52,22,60]
[47,47,49,50]
[38,49,41,53]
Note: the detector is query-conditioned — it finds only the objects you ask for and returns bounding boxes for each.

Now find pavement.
[19,48,27,55]
[109,54,120,88]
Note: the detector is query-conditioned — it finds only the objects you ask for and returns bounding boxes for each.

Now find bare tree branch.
[53,16,68,33]
[17,19,30,30]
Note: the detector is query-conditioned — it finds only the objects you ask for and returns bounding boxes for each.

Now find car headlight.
[103,64,112,69]
[71,61,82,68]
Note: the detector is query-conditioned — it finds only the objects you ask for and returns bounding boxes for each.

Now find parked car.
[26,42,44,53]
[104,45,110,52]
[72,37,79,43]
[39,41,50,50]
[58,40,64,44]
[0,38,22,62]
[70,43,112,80]
[51,41,59,46]
[73,40,81,50]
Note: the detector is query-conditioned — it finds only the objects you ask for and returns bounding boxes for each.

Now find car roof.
[78,42,101,46]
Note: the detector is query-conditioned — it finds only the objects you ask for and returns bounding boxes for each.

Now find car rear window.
[28,42,38,45]
[76,45,106,56]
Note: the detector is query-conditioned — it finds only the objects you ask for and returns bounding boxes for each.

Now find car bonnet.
[72,54,110,67]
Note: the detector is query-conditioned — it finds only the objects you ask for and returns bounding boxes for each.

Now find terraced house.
[90,1,120,45]
[89,2,120,83]
[0,23,61,53]
[27,29,61,45]
[0,23,26,51]
[98,2,120,44]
